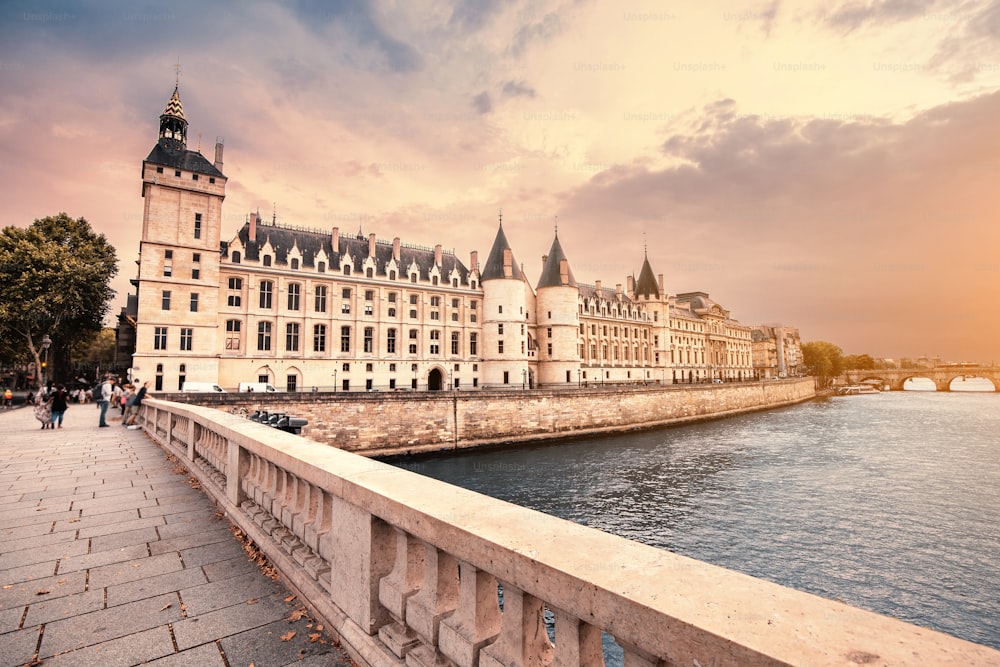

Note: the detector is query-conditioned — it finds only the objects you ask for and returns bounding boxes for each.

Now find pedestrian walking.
[2,387,11,408]
[97,377,115,427]
[33,387,52,429]
[48,384,69,428]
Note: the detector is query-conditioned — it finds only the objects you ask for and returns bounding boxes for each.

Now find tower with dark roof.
[535,231,580,386]
[133,85,228,389]
[480,221,534,388]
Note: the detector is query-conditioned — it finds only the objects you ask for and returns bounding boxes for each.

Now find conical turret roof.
[635,253,659,298]
[480,224,525,281]
[161,86,186,122]
[536,232,577,289]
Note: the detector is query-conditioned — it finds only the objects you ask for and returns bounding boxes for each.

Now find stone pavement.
[0,404,355,667]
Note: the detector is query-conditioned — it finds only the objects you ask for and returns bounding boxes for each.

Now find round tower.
[535,231,580,387]
[480,222,530,389]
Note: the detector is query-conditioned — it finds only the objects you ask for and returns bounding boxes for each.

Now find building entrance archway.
[428,368,444,391]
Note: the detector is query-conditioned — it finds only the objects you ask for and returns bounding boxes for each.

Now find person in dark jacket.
[48,384,69,429]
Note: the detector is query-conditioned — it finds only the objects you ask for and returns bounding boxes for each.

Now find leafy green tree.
[842,353,876,370]
[801,341,844,386]
[0,213,118,385]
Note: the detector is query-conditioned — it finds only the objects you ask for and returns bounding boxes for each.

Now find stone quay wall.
[136,397,1000,667]
[160,378,816,457]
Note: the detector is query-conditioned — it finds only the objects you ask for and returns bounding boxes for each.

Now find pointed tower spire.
[635,250,660,299]
[536,230,577,289]
[158,85,188,151]
[480,223,523,281]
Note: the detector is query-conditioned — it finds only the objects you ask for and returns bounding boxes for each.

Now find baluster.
[439,562,501,667]
[479,584,553,667]
[378,528,425,658]
[405,542,459,666]
[551,609,604,666]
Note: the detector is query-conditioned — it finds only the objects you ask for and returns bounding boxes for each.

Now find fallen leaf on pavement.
[246,598,259,605]
[287,608,307,621]
[308,633,322,643]
[36,590,50,595]
[284,594,296,603]
[280,631,296,642]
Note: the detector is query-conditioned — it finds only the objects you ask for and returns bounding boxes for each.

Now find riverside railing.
[138,398,998,667]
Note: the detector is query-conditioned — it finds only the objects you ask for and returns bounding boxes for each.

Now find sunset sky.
[2,1,998,362]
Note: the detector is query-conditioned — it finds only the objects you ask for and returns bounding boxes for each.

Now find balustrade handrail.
[138,397,999,667]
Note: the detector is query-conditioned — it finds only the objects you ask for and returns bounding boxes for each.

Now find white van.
[238,382,279,393]
[181,382,227,393]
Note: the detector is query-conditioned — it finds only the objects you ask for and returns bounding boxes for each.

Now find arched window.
[231,251,241,263]
[318,261,326,273]
[291,258,299,270]
[343,265,351,276]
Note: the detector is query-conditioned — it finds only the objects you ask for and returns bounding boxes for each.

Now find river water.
[389,391,1000,659]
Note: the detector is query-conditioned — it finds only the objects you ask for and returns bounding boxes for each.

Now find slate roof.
[480,225,525,282]
[228,222,472,284]
[634,255,660,298]
[536,233,577,289]
[144,143,225,177]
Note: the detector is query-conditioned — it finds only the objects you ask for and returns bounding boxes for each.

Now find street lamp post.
[577,369,581,388]
[521,368,526,390]
[40,334,52,386]
[332,370,338,393]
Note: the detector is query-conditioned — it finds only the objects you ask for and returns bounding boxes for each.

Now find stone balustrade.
[139,398,999,667]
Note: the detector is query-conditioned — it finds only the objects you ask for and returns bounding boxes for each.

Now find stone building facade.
[127,86,772,391]
[751,324,803,379]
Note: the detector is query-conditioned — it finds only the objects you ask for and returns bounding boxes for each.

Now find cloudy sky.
[2,0,998,362]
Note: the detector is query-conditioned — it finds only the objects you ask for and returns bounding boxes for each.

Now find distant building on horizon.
[120,85,797,392]
[751,324,803,379]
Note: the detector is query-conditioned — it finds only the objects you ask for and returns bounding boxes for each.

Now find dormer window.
[291,258,299,270]
[263,255,272,267]
[231,251,241,263]
[318,262,325,273]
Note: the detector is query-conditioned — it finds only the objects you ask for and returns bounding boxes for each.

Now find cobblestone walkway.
[0,404,355,667]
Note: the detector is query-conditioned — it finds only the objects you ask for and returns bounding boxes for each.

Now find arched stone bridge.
[842,367,1000,391]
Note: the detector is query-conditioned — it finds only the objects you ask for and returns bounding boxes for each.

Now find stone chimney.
[214,140,224,173]
[392,237,401,262]
[595,280,602,293]
[369,233,376,258]
[658,274,664,293]
[616,283,622,296]
[559,259,570,285]
[434,244,443,267]
[503,249,513,277]
[470,250,478,272]
[249,212,257,242]
[627,275,635,296]
[331,227,339,254]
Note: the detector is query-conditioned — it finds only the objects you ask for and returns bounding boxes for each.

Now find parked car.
[181,382,226,393]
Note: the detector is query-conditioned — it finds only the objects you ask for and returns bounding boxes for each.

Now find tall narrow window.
[340,326,351,352]
[451,332,459,355]
[287,283,300,311]
[387,328,396,354]
[257,321,272,351]
[190,293,199,312]
[286,323,300,351]
[161,290,171,310]
[364,327,374,353]
[225,320,241,350]
[179,328,193,351]
[227,277,242,307]
[470,333,477,356]
[314,324,326,352]
[259,281,273,309]
[194,213,202,239]
[314,286,327,312]
[154,327,167,350]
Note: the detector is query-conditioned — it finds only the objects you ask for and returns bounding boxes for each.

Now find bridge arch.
[948,375,997,392]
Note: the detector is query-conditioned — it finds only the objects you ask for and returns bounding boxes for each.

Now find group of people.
[32,377,149,430]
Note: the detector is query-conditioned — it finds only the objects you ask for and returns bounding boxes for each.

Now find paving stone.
[0,541,89,581]
[39,592,182,657]
[220,616,343,667]
[0,502,75,523]
[70,492,150,512]
[178,539,247,568]
[180,570,284,616]
[158,516,220,540]
[148,525,234,556]
[76,515,164,539]
[142,641,227,666]
[50,508,139,534]
[0,570,87,612]
[202,555,260,582]
[106,565,208,607]
[23,589,106,626]
[0,627,39,666]
[0,560,57,587]
[0,528,77,555]
[0,605,24,633]
[87,552,183,589]
[0,509,79,532]
[172,591,290,650]
[40,624,174,667]
[57,543,150,575]
[89,526,159,553]
[141,497,217,519]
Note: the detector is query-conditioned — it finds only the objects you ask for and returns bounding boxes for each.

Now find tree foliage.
[0,213,118,383]
[842,353,877,370]
[801,341,843,385]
